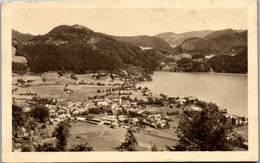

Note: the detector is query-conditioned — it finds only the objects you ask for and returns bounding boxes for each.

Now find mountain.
[13,25,162,74]
[110,35,176,56]
[12,29,34,44]
[12,30,34,64]
[177,29,247,55]
[178,37,218,54]
[174,48,247,73]
[179,30,214,38]
[204,28,238,40]
[155,30,213,48]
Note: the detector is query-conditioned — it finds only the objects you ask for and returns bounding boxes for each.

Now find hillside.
[177,29,247,55]
[204,28,238,40]
[178,37,218,54]
[110,35,176,57]
[174,49,247,73]
[12,29,34,44]
[155,30,213,48]
[13,25,162,74]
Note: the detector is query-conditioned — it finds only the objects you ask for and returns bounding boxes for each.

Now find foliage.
[35,143,57,151]
[31,96,57,105]
[30,105,49,123]
[88,107,104,114]
[228,133,247,150]
[53,119,71,151]
[21,144,32,152]
[16,25,161,74]
[207,49,247,73]
[116,128,138,151]
[68,143,94,151]
[12,104,25,130]
[192,54,205,59]
[175,49,247,73]
[12,62,27,74]
[168,108,232,151]
[17,79,26,84]
[149,142,158,151]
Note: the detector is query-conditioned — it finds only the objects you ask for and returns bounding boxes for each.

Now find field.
[233,126,248,141]
[145,106,182,114]
[40,121,178,151]
[12,72,116,102]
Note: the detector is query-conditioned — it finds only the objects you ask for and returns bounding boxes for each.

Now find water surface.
[138,71,248,117]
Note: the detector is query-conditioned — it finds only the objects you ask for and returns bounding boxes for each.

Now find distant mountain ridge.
[155,30,213,48]
[12,29,34,43]
[110,35,176,56]
[178,29,247,55]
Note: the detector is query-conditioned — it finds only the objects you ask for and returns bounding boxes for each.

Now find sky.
[12,8,247,36]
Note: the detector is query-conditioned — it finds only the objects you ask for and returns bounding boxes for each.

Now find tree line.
[175,49,247,73]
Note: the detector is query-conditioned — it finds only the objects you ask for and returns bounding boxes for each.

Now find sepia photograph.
[1,0,258,162]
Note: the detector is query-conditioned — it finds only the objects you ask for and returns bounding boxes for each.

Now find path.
[98,125,106,137]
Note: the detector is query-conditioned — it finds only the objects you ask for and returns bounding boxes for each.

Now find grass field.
[40,121,178,151]
[233,126,248,141]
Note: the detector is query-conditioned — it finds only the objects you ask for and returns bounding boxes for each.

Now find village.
[12,71,248,151]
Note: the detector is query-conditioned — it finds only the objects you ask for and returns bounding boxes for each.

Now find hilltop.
[13,25,164,75]
[12,26,248,75]
[177,29,247,55]
[12,29,34,44]
[155,30,213,48]
[111,35,177,57]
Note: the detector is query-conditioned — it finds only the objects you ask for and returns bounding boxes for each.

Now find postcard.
[1,0,258,162]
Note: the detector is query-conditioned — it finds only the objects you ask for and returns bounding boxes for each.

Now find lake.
[137,71,248,117]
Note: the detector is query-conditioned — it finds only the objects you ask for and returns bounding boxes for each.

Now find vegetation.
[35,143,57,152]
[68,143,94,151]
[176,49,247,73]
[12,104,25,131]
[116,128,138,151]
[14,25,161,74]
[207,49,247,73]
[30,105,49,123]
[53,119,71,151]
[167,108,232,151]
[177,29,247,55]
[12,62,27,74]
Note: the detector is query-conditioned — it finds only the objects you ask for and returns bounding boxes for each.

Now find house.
[118,115,127,122]
[219,108,228,114]
[121,100,130,107]
[176,98,187,104]
[89,118,104,125]
[76,117,86,122]
[97,101,108,106]
[131,102,138,107]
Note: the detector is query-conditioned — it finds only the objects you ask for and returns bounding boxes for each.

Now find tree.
[30,105,49,123]
[57,71,63,76]
[167,108,232,151]
[68,143,94,151]
[149,142,157,151]
[35,143,57,151]
[116,128,138,151]
[17,79,26,85]
[53,119,71,151]
[12,104,25,130]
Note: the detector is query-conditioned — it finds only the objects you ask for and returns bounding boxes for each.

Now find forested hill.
[109,35,177,57]
[12,29,34,43]
[177,29,247,55]
[174,49,248,73]
[13,25,164,74]
[155,30,213,48]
